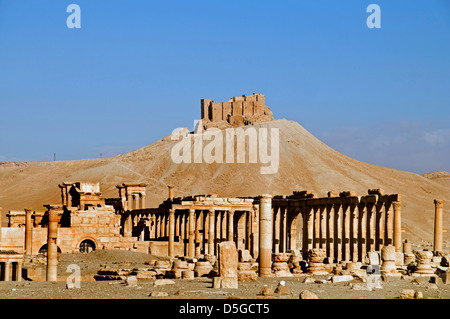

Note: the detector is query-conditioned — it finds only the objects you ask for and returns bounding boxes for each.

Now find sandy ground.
[0,274,448,300]
[0,250,448,300]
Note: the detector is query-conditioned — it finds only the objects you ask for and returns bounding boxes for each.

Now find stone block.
[182,270,194,280]
[149,291,168,297]
[260,286,274,296]
[275,282,290,295]
[219,241,238,278]
[331,275,354,283]
[213,276,238,289]
[238,270,257,282]
[299,290,318,299]
[126,276,138,286]
[365,251,380,265]
[154,279,175,286]
[400,289,416,299]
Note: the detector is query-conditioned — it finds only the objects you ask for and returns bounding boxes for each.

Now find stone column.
[313,206,320,249]
[343,205,351,261]
[385,203,393,246]
[259,194,273,277]
[196,211,203,256]
[252,205,259,259]
[359,204,367,260]
[227,209,235,242]
[188,209,195,258]
[335,204,343,262]
[274,207,280,253]
[289,208,298,251]
[4,262,10,281]
[208,209,215,255]
[25,208,33,255]
[140,194,146,209]
[375,203,384,251]
[204,211,209,254]
[320,206,326,250]
[125,213,133,237]
[216,210,222,253]
[16,261,22,282]
[326,205,334,261]
[393,202,402,252]
[168,209,175,257]
[221,210,227,241]
[46,207,58,282]
[307,207,314,252]
[168,185,174,201]
[156,215,162,238]
[246,210,252,251]
[434,199,444,253]
[367,204,375,252]
[350,204,359,262]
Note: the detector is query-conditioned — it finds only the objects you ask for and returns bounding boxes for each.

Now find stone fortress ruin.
[0,94,448,295]
[201,93,274,129]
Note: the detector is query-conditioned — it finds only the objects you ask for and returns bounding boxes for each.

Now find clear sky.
[0,0,449,174]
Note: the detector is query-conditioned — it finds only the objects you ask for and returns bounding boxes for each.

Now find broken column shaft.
[46,206,59,282]
[434,199,444,253]
[259,194,273,277]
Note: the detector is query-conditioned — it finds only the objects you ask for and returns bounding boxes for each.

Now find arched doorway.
[79,239,96,253]
[38,244,61,255]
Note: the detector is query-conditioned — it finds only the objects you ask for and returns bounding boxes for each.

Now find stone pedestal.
[380,245,397,275]
[272,262,293,277]
[414,251,434,275]
[214,241,239,288]
[237,262,257,281]
[306,248,328,275]
[194,261,213,277]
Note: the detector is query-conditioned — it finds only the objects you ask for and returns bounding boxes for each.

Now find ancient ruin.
[201,93,274,129]
[0,94,448,303]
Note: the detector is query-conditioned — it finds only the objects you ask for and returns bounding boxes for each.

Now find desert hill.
[0,119,448,241]
[422,171,450,190]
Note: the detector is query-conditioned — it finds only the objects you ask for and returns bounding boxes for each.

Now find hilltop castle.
[201,93,274,129]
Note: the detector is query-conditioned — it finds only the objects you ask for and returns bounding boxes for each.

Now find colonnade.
[272,192,403,263]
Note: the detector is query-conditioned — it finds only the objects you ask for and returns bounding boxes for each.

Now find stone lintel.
[388,194,402,202]
[360,195,378,204]
[341,196,359,205]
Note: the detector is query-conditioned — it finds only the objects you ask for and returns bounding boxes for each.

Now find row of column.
[127,193,146,211]
[270,200,402,263]
[138,208,254,258]
[301,201,402,262]
[0,261,22,281]
[166,208,256,258]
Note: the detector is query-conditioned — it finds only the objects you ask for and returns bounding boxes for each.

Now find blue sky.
[0,0,449,174]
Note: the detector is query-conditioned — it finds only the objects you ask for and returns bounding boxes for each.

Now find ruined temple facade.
[201,93,274,128]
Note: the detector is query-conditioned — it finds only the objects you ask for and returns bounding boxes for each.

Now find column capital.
[24,208,33,214]
[434,199,444,208]
[392,201,402,210]
[189,208,195,215]
[208,208,215,214]
[169,208,175,215]
[228,209,235,215]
